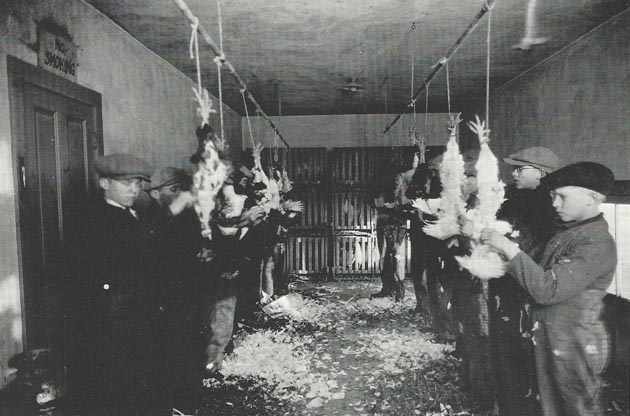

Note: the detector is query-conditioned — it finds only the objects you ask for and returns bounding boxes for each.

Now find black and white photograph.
[0,0,628,415]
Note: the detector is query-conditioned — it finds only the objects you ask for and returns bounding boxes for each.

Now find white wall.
[0,0,241,386]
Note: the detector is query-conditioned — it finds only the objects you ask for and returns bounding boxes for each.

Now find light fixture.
[339,77,365,92]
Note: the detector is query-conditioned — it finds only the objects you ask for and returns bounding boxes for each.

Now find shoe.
[394,282,406,302]
[369,291,391,299]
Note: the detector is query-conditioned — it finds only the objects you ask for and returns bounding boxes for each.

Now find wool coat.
[67,197,171,414]
[490,186,558,416]
[507,213,616,416]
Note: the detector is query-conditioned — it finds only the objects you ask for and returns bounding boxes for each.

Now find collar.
[104,198,138,218]
[560,213,604,230]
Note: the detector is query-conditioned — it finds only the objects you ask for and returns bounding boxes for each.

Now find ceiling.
[85,0,628,116]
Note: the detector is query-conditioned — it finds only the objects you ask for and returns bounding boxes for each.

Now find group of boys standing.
[372,145,616,416]
[63,146,273,415]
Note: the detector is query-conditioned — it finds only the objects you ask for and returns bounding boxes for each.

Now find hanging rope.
[411,22,417,125]
[242,89,256,148]
[446,62,452,116]
[383,0,497,134]
[189,17,202,94]
[172,0,290,147]
[485,2,493,126]
[213,0,226,141]
[424,81,430,138]
[275,83,281,161]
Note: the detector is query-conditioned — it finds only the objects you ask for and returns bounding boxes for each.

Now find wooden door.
[8,56,103,349]
[249,145,444,281]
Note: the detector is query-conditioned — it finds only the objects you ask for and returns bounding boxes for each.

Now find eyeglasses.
[166,184,180,193]
[513,166,538,174]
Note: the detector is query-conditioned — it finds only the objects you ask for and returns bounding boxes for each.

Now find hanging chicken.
[455,115,512,279]
[191,123,230,239]
[419,113,467,240]
[250,142,275,216]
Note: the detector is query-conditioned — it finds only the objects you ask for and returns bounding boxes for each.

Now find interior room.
[0,0,628,415]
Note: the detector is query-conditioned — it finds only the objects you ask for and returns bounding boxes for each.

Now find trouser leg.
[202,277,238,372]
[410,239,428,312]
[375,224,393,296]
[391,226,408,301]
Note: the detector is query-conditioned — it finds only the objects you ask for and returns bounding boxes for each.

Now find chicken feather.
[423,113,467,240]
[456,115,511,279]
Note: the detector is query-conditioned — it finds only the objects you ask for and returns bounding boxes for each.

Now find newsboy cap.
[148,167,188,190]
[95,153,152,181]
[503,146,562,173]
[543,161,615,195]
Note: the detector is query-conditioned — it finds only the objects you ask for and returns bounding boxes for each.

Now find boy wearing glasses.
[490,146,562,415]
[482,162,616,416]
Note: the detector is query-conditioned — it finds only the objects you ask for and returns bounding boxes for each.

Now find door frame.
[7,55,103,349]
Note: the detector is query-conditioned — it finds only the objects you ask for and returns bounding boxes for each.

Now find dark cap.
[95,153,152,181]
[148,167,187,190]
[543,162,615,195]
[503,146,562,173]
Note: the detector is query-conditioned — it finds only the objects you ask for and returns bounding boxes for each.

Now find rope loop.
[188,17,199,60]
[213,55,225,67]
[431,56,448,68]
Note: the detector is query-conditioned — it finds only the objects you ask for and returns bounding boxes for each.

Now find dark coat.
[489,186,558,415]
[66,198,169,412]
[72,198,162,318]
[145,202,203,311]
[507,214,616,416]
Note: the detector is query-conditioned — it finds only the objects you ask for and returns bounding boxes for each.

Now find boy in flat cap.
[146,166,205,413]
[67,153,182,415]
[482,162,617,416]
[490,146,562,416]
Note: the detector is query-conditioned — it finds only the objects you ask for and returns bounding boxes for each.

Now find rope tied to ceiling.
[241,89,256,149]
[215,0,226,143]
[172,0,290,147]
[189,16,216,126]
[383,0,496,135]
[485,3,492,126]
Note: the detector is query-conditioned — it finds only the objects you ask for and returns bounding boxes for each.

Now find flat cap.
[543,161,615,195]
[148,167,188,190]
[503,146,562,173]
[95,153,151,181]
